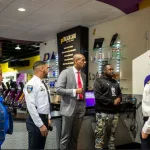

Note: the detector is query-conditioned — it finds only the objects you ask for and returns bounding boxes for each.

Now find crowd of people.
[0,53,149,150]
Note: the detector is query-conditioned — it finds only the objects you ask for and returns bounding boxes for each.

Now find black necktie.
[42,80,51,112]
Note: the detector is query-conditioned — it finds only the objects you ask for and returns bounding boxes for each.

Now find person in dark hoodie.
[93,64,122,150]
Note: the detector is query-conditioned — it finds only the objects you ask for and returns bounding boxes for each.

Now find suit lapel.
[70,68,77,88]
[81,72,85,82]
[81,72,86,89]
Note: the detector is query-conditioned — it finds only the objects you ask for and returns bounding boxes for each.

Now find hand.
[39,125,48,137]
[76,88,84,94]
[141,131,148,139]
[114,98,121,105]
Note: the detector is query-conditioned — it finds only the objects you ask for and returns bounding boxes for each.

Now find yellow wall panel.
[17,55,40,71]
[139,0,150,10]
[0,55,40,73]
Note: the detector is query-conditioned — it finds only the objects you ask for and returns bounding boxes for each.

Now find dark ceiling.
[0,38,40,63]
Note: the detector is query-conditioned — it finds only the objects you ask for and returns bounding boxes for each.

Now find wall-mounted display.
[93,38,104,51]
[90,43,126,81]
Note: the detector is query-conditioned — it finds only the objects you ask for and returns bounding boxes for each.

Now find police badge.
[27,85,33,93]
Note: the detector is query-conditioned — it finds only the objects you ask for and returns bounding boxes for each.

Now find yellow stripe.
[0,55,40,72]
[17,55,40,71]
[139,0,150,10]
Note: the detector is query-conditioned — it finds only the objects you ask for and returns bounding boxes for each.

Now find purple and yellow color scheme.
[97,0,146,14]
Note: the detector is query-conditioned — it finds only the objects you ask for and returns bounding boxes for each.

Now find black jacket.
[93,75,122,114]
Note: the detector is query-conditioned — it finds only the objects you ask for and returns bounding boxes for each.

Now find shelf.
[92,44,126,51]
[45,59,57,63]
[121,87,128,90]
[119,78,127,80]
[91,57,126,63]
[49,66,58,70]
[48,76,58,78]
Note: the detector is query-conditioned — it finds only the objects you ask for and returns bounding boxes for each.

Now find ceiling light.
[15,45,21,50]
[18,8,26,12]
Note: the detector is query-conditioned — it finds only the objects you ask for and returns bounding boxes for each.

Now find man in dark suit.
[56,54,86,150]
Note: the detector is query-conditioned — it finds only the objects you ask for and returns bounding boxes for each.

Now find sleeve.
[73,89,76,97]
[93,79,113,105]
[56,70,74,97]
[23,84,44,128]
[48,113,51,119]
[142,117,150,134]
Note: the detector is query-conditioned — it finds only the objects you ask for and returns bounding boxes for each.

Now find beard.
[106,72,114,78]
[43,71,48,78]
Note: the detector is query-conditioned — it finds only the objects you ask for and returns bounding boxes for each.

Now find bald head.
[73,54,84,62]
[73,53,86,70]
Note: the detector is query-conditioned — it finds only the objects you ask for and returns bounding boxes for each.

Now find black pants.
[26,115,48,150]
[141,117,150,150]
[141,134,150,150]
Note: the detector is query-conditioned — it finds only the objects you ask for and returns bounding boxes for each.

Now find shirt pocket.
[38,91,47,99]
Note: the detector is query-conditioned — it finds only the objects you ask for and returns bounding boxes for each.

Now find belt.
[77,99,83,101]
[39,114,48,118]
[143,116,148,122]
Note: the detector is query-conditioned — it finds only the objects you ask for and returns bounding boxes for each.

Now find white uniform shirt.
[72,66,83,99]
[23,75,51,128]
[142,83,150,134]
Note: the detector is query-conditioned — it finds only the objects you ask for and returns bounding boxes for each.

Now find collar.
[33,75,42,82]
[101,74,113,80]
[73,66,81,73]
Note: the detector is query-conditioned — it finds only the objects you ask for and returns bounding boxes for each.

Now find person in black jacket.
[93,64,122,150]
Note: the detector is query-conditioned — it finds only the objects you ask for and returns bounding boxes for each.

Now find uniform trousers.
[141,116,150,150]
[26,114,48,150]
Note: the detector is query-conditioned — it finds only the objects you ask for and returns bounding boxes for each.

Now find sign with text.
[57,26,89,75]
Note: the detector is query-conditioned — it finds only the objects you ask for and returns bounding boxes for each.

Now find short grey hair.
[33,61,47,70]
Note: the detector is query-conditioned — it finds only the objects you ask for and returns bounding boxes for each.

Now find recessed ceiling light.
[18,8,26,12]
[15,45,21,50]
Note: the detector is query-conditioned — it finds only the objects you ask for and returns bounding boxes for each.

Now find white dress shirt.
[23,75,51,128]
[72,66,83,99]
[142,83,150,134]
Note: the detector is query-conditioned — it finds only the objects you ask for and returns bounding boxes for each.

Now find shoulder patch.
[27,85,33,93]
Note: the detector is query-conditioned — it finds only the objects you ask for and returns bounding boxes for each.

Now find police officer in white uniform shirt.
[141,75,150,150]
[24,61,51,150]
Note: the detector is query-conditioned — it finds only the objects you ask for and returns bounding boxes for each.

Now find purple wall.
[97,0,142,14]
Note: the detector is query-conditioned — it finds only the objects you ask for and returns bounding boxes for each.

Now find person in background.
[141,75,150,150]
[93,64,122,150]
[56,54,86,150]
[0,67,13,149]
[23,61,51,150]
